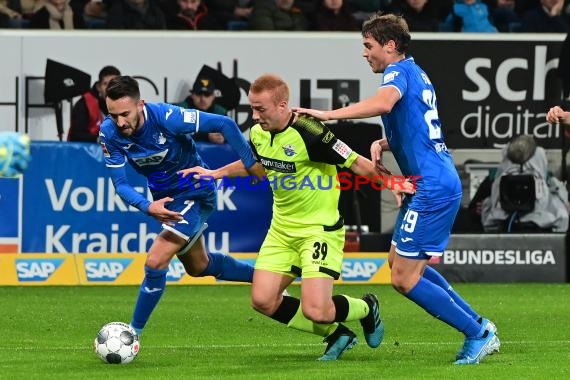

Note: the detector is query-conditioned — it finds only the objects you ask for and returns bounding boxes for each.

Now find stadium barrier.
[431,233,567,282]
[0,252,391,286]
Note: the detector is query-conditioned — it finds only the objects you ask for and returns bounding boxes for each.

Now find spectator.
[106,0,166,29]
[74,0,110,28]
[391,0,441,31]
[68,65,121,143]
[440,0,497,32]
[29,0,77,29]
[176,76,227,144]
[205,0,253,30]
[0,0,23,27]
[0,0,43,28]
[520,0,569,33]
[311,0,359,31]
[489,0,519,32]
[345,0,384,26]
[249,0,309,30]
[163,0,222,29]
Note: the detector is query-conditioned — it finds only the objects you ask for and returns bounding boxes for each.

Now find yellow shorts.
[255,219,345,279]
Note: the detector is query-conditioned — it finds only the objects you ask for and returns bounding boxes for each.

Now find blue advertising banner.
[21,142,272,253]
[0,177,21,252]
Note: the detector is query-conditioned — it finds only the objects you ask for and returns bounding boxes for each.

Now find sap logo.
[341,258,385,281]
[85,258,133,282]
[132,150,168,167]
[167,260,186,282]
[16,258,64,281]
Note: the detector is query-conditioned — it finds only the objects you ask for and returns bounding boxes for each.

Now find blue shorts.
[392,196,460,259]
[161,189,215,242]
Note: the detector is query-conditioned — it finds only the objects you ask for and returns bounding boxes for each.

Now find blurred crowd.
[1,0,569,33]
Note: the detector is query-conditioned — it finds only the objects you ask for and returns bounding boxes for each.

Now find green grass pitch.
[0,284,568,380]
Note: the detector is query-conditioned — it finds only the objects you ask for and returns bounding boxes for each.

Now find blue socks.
[130,253,252,336]
[405,277,484,338]
[423,266,481,321]
[198,252,254,282]
[130,266,168,335]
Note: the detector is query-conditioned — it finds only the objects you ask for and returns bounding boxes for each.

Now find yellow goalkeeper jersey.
[249,115,357,229]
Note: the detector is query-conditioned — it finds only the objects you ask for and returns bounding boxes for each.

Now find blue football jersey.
[380,56,462,209]
[99,102,255,212]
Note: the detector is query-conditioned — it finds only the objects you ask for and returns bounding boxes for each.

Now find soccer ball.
[94,322,140,364]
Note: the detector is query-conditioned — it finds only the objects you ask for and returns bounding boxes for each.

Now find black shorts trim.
[323,216,344,232]
[319,266,340,280]
[290,265,302,277]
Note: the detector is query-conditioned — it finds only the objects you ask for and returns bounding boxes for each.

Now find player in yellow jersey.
[179,73,414,360]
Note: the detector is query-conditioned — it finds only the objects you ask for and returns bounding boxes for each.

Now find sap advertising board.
[20,142,272,253]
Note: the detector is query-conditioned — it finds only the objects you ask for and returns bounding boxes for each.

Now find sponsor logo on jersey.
[341,258,385,281]
[132,149,168,166]
[258,156,296,173]
[383,71,399,84]
[322,131,334,144]
[282,144,296,157]
[165,108,173,120]
[332,140,352,159]
[15,258,64,281]
[183,110,197,124]
[84,258,133,282]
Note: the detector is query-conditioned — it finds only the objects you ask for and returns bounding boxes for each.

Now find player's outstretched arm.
[198,113,257,170]
[348,155,415,208]
[178,160,262,180]
[546,106,570,125]
[293,87,400,121]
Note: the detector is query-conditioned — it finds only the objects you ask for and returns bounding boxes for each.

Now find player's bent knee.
[145,256,170,270]
[301,304,331,324]
[391,271,415,294]
[251,296,278,316]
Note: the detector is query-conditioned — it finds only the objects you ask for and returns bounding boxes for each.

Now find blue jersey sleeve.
[197,112,256,168]
[161,105,255,168]
[108,165,152,214]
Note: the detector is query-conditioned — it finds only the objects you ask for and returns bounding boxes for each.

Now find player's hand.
[549,0,564,16]
[147,197,183,225]
[246,162,266,181]
[178,166,215,180]
[370,139,392,175]
[390,180,415,208]
[291,107,330,121]
[0,132,31,177]
[546,106,568,124]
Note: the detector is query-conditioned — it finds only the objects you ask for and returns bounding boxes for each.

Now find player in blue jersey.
[294,13,500,365]
[99,76,264,337]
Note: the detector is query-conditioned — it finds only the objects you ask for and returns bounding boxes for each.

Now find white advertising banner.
[0,30,381,140]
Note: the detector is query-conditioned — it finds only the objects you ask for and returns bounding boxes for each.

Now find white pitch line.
[1,340,569,351]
